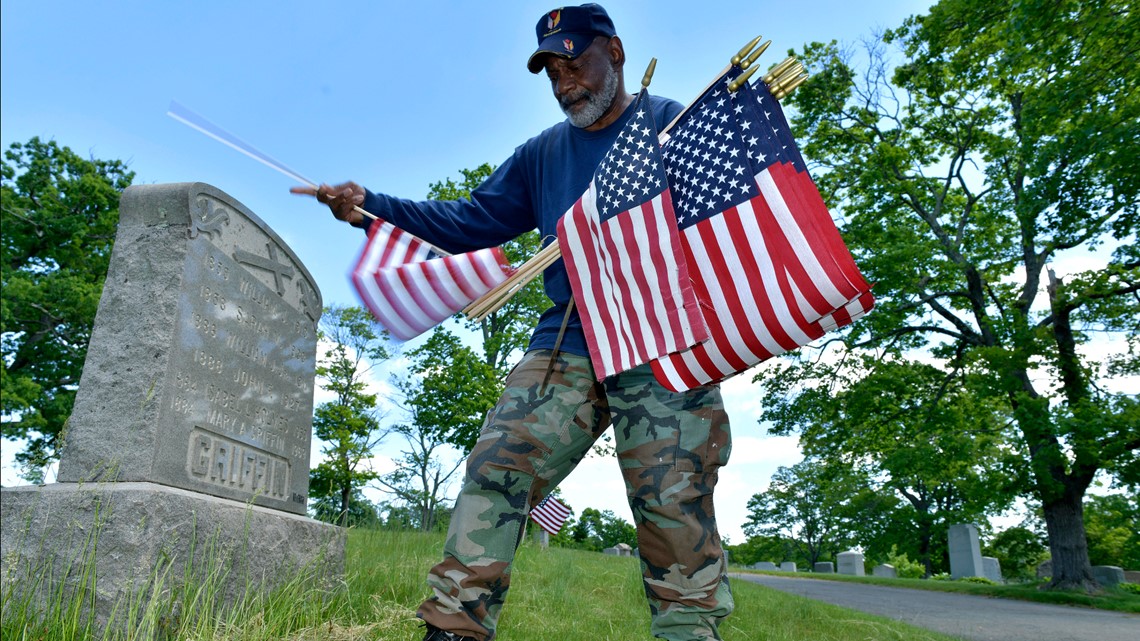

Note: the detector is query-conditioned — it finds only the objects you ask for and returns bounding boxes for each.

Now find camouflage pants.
[417,350,733,641]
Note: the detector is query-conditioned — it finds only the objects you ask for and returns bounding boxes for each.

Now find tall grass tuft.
[2,525,981,640]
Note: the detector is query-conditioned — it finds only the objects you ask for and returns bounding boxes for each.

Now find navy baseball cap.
[527,4,617,74]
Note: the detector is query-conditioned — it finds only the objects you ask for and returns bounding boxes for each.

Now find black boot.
[422,623,479,641]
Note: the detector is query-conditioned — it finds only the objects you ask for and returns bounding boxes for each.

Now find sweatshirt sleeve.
[359,149,535,255]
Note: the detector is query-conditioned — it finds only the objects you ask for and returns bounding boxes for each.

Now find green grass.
[732,567,1140,614]
[343,529,961,641]
[9,526,1134,640]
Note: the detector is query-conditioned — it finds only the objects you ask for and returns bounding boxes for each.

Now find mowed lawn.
[1,526,960,640]
[342,529,958,641]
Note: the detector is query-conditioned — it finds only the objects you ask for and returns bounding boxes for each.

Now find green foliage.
[776,0,1139,588]
[958,576,998,585]
[309,488,382,527]
[5,524,1134,639]
[372,163,551,532]
[1,137,134,476]
[380,328,492,531]
[426,163,551,375]
[1120,583,1140,596]
[554,507,638,552]
[983,524,1049,583]
[882,546,927,579]
[400,327,501,452]
[309,305,392,526]
[376,500,452,533]
[744,458,870,567]
[1082,492,1140,569]
[762,357,1019,576]
[726,535,794,568]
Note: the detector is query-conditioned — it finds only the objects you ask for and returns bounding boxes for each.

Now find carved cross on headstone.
[233,243,295,295]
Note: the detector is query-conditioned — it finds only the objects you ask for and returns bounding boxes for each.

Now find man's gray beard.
[562,65,620,128]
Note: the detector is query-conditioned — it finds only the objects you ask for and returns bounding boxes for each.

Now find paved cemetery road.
[731,573,1140,641]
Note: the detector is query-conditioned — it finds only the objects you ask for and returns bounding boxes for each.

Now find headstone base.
[1,482,344,633]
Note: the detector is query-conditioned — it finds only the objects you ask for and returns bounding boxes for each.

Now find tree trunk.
[1008,355,1097,591]
[918,529,935,578]
[339,485,351,527]
[1041,487,1096,591]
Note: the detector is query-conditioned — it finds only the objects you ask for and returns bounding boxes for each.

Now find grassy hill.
[322,528,960,640]
[0,527,965,640]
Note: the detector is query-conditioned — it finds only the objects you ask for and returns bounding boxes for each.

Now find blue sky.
[2,0,934,542]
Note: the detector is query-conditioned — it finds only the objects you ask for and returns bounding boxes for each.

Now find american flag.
[557,90,708,380]
[747,78,875,334]
[650,74,874,391]
[351,220,514,340]
[529,495,572,536]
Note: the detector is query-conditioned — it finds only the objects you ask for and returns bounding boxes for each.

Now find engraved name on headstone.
[57,183,321,515]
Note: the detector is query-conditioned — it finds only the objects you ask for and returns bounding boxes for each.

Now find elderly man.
[297,5,734,640]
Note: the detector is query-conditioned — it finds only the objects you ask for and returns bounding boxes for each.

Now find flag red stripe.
[560,193,626,377]
[352,223,512,341]
[777,164,868,292]
[600,213,653,366]
[723,200,804,354]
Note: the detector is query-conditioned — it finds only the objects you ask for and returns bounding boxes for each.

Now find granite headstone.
[1092,565,1124,587]
[838,550,865,576]
[1,183,342,634]
[982,556,1003,583]
[57,183,321,513]
[948,523,985,579]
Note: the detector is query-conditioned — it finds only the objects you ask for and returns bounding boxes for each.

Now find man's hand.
[290,181,367,226]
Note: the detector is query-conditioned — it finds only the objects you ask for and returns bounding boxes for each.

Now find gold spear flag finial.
[774,74,809,99]
[731,35,764,66]
[728,65,761,92]
[764,57,798,84]
[642,58,658,89]
[769,63,804,91]
[740,40,773,71]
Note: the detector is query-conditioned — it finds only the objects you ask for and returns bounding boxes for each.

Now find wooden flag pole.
[166,101,452,257]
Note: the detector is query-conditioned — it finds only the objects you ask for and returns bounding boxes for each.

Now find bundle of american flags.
[558,63,873,391]
[350,46,873,390]
[644,72,873,391]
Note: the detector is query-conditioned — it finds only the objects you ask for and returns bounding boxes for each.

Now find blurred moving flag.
[650,74,874,391]
[557,90,708,380]
[352,222,513,340]
[529,495,572,536]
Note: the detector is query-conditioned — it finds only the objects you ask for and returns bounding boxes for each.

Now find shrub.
[1118,582,1140,596]
[958,576,998,585]
[883,546,926,579]
[929,572,952,581]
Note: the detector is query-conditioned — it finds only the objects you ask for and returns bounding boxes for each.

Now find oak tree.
[775,0,1138,589]
[309,305,392,526]
[1,138,134,479]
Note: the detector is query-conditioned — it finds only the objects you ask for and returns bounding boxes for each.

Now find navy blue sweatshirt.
[362,94,684,358]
